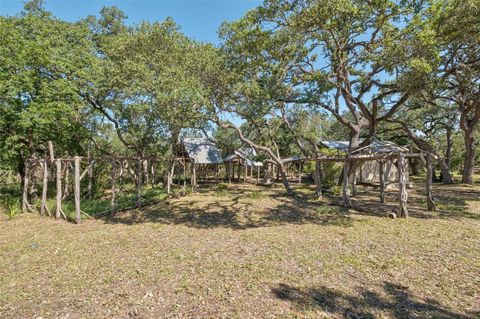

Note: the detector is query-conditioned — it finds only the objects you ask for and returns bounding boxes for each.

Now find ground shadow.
[101,184,353,229]
[272,282,478,319]
[99,180,480,228]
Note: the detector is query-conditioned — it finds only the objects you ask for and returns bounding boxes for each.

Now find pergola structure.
[267,141,435,218]
[21,140,435,224]
[223,149,263,184]
[175,138,224,190]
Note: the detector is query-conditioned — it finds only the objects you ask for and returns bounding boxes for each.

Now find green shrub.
[1,197,20,220]
[217,183,228,191]
[329,185,343,196]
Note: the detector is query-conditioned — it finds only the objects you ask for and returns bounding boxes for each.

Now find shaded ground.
[0,181,479,318]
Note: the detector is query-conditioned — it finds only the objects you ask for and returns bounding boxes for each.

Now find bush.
[217,182,228,191]
[1,196,20,220]
[329,185,343,196]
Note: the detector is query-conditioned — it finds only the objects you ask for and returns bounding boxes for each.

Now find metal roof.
[223,150,263,166]
[319,140,408,154]
[183,138,223,164]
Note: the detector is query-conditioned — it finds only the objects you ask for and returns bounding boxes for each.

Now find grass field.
[1,180,479,318]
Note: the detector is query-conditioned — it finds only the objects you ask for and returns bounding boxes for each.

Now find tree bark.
[445,127,453,171]
[262,162,272,184]
[74,156,81,224]
[55,159,62,219]
[426,153,436,212]
[40,158,48,216]
[462,128,476,184]
[111,160,116,211]
[219,122,293,194]
[395,120,454,184]
[398,153,408,218]
[379,160,385,203]
[21,160,30,213]
[314,160,323,200]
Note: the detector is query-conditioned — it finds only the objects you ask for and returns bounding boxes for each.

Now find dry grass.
[0,181,479,318]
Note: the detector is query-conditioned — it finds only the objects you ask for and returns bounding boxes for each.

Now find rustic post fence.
[398,153,408,218]
[379,160,385,203]
[74,156,81,224]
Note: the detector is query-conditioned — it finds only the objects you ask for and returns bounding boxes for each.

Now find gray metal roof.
[223,150,263,166]
[183,138,223,164]
[319,140,408,154]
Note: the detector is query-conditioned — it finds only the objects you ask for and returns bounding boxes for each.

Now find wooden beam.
[55,159,62,219]
[40,158,48,216]
[379,160,385,203]
[315,160,322,200]
[21,160,30,213]
[74,156,81,224]
[136,158,143,206]
[342,159,351,206]
[398,153,409,218]
[111,159,116,211]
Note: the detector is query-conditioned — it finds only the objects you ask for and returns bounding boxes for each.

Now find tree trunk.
[342,158,351,206]
[438,157,454,184]
[279,169,293,195]
[74,156,81,224]
[379,160,385,203]
[262,162,271,183]
[462,128,476,184]
[55,159,62,219]
[314,160,322,200]
[40,158,48,216]
[426,153,436,212]
[21,160,30,213]
[398,153,408,218]
[445,127,453,171]
[136,158,143,206]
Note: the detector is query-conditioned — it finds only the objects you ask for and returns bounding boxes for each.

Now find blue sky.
[0,0,260,44]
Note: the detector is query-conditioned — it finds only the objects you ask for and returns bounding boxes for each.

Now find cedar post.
[40,158,48,216]
[111,159,116,211]
[87,143,93,198]
[398,153,409,218]
[183,159,187,188]
[342,159,351,206]
[426,153,436,211]
[315,160,322,200]
[379,160,385,203]
[256,166,260,184]
[74,156,81,224]
[55,159,62,219]
[227,162,232,184]
[48,140,55,162]
[298,162,302,184]
[21,160,30,213]
[250,165,253,179]
[231,162,235,182]
[244,164,247,182]
[191,159,196,191]
[237,162,241,181]
[136,158,143,206]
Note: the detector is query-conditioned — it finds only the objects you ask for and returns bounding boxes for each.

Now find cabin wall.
[357,159,398,185]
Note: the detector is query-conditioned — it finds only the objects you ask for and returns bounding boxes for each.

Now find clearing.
[1,181,479,318]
